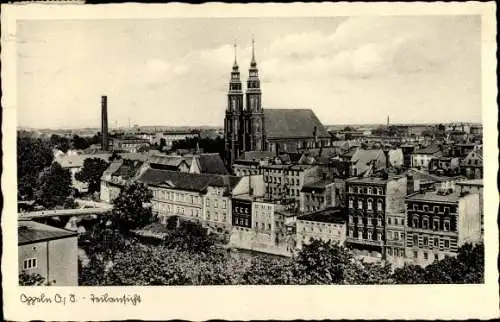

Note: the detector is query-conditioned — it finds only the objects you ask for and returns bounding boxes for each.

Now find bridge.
[18,199,113,220]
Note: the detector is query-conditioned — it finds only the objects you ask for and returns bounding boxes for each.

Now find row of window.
[205,198,227,209]
[387,230,405,241]
[386,247,405,257]
[206,211,227,222]
[410,215,451,231]
[153,201,202,218]
[233,217,250,227]
[408,234,453,249]
[266,186,300,197]
[408,203,453,214]
[153,189,202,205]
[348,199,384,211]
[264,176,301,186]
[349,216,383,226]
[233,206,250,214]
[23,258,37,270]
[348,186,384,195]
[264,169,302,177]
[254,204,273,211]
[387,217,405,226]
[348,229,383,241]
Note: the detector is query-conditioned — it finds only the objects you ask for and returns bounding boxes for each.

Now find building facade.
[296,207,347,249]
[345,176,407,258]
[18,220,78,286]
[404,189,482,267]
[300,179,344,213]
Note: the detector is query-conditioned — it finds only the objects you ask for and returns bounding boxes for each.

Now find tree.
[35,162,73,208]
[163,219,217,253]
[75,158,109,194]
[17,136,54,200]
[19,271,47,286]
[112,182,153,231]
[109,151,121,161]
[293,239,353,284]
[49,134,70,153]
[242,256,298,285]
[72,135,90,150]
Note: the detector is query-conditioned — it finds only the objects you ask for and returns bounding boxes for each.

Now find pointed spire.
[251,35,256,64]
[233,42,238,67]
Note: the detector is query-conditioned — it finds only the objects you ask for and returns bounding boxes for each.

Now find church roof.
[263,109,329,139]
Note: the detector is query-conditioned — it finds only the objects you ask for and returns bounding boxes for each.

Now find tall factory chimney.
[101,95,109,151]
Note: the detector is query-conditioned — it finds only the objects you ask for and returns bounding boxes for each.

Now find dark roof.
[302,180,336,192]
[263,109,329,139]
[240,150,275,161]
[298,207,346,224]
[138,168,241,193]
[18,220,77,245]
[196,153,228,175]
[114,159,144,180]
[149,155,186,167]
[406,190,461,203]
[414,145,442,155]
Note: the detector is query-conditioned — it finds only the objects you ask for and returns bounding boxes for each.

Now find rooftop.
[302,180,336,191]
[406,189,462,203]
[456,179,483,186]
[18,220,78,245]
[414,145,442,155]
[263,108,330,139]
[138,168,241,193]
[298,207,347,224]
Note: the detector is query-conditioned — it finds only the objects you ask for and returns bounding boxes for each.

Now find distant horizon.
[18,119,482,132]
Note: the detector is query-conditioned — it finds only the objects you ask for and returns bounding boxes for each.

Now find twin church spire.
[224,37,264,165]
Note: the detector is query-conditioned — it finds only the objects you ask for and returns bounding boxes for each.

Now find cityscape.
[16,16,484,286]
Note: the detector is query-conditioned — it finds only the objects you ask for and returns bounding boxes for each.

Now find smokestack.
[101,95,108,151]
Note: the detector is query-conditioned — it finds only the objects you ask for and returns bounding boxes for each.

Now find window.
[434,237,439,247]
[433,206,439,213]
[413,216,419,228]
[206,199,210,207]
[422,217,429,229]
[377,232,382,241]
[388,248,393,256]
[367,187,372,194]
[367,231,372,240]
[423,205,429,212]
[434,253,439,261]
[367,199,373,210]
[444,239,450,248]
[413,250,418,259]
[349,199,354,209]
[388,217,392,225]
[444,207,450,214]
[222,201,227,209]
[401,219,405,226]
[394,232,399,240]
[348,186,353,193]
[377,201,383,211]
[23,258,37,270]
[443,220,450,231]
[358,200,363,209]
[400,232,405,240]
[214,200,218,208]
[424,252,428,260]
[433,218,439,231]
[377,217,382,226]
[413,235,418,246]
[423,236,428,246]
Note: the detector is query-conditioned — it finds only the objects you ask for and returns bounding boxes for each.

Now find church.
[224,39,332,166]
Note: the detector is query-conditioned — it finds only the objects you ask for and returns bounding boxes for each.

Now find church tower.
[224,44,244,166]
[244,37,264,151]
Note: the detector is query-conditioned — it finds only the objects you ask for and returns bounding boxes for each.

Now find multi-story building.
[140,168,250,232]
[428,156,460,176]
[404,188,482,267]
[262,164,320,209]
[100,158,148,203]
[296,207,347,249]
[461,147,483,179]
[300,179,344,213]
[18,220,78,286]
[345,175,407,259]
[111,137,150,153]
[153,130,199,149]
[411,145,442,170]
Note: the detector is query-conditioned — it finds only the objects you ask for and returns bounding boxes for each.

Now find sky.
[17,16,481,129]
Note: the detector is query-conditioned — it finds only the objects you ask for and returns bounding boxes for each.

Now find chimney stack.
[101,95,109,151]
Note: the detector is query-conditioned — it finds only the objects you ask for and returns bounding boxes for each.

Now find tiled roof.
[263,109,329,139]
[119,152,150,162]
[196,153,228,175]
[240,150,275,161]
[102,160,123,177]
[55,153,110,168]
[149,155,186,167]
[298,207,346,224]
[18,220,77,245]
[406,190,461,203]
[138,168,241,193]
[414,145,442,155]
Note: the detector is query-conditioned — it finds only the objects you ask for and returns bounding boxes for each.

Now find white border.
[2,2,498,320]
